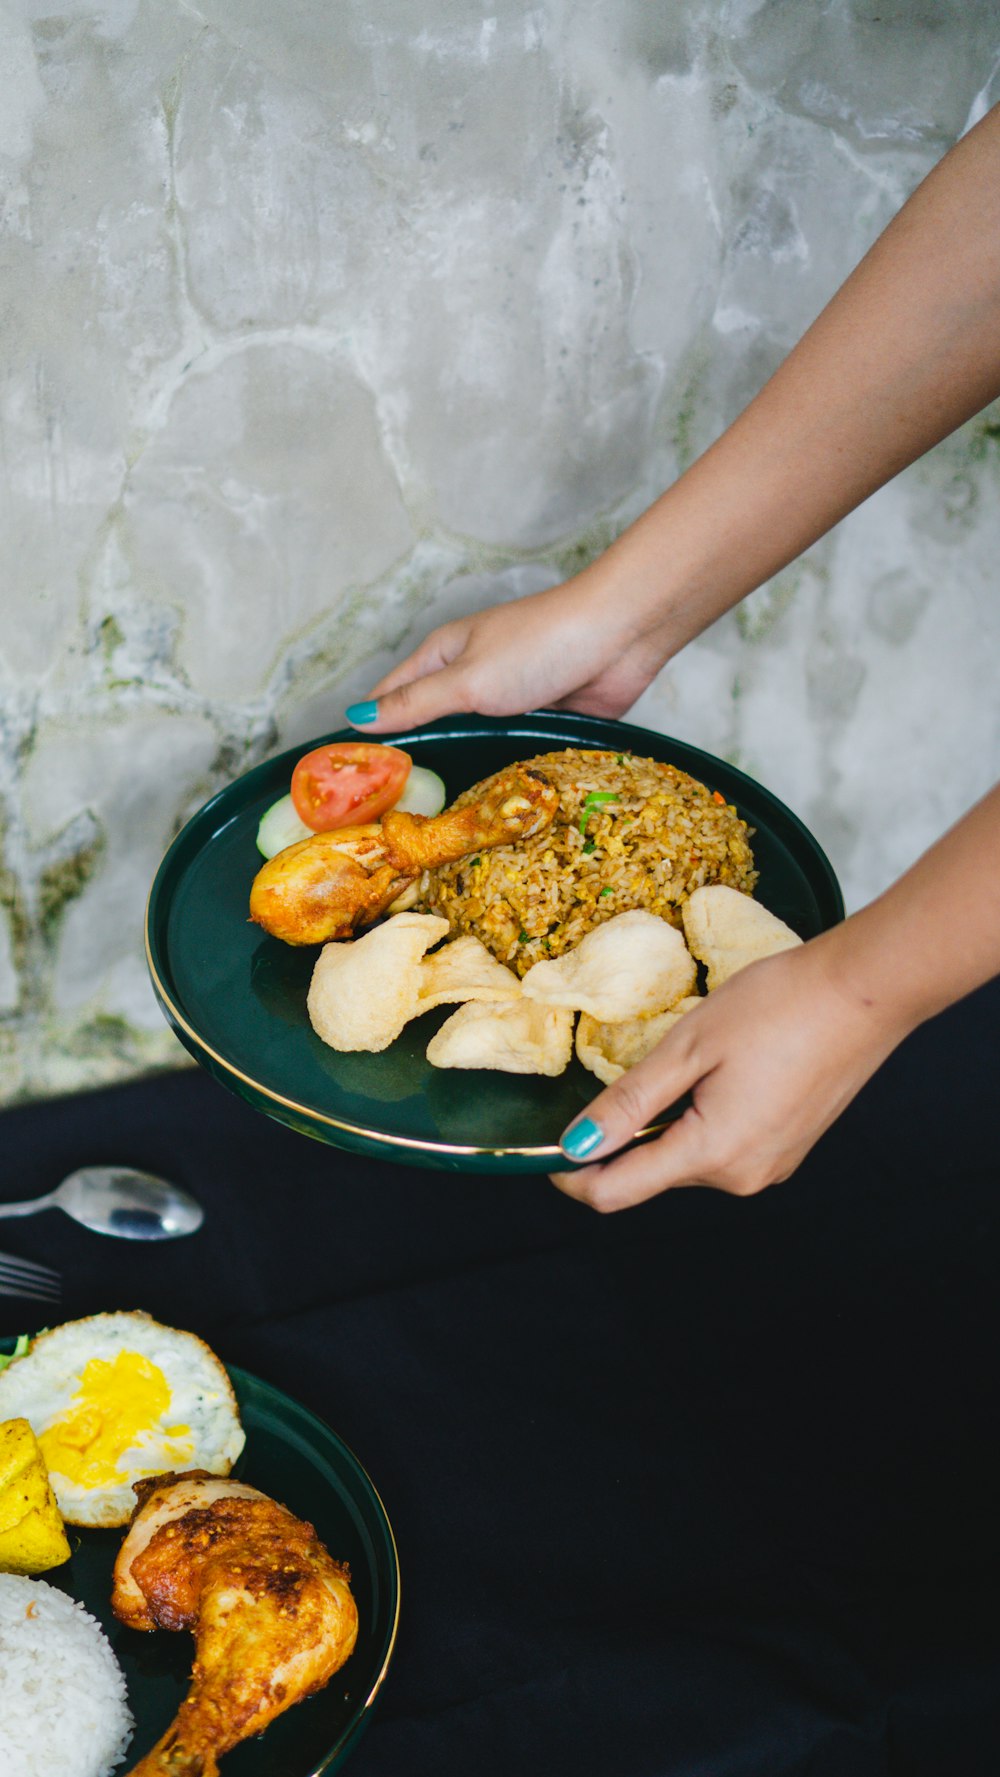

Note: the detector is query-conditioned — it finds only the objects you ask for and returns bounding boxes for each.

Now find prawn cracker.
[426,999,574,1076]
[682,885,801,990]
[576,996,702,1086]
[522,910,696,1022]
[308,912,449,1052]
[418,936,522,1011]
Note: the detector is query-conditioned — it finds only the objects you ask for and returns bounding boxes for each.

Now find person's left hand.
[550,935,908,1211]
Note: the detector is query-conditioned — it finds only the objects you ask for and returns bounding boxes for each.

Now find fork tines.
[0,1250,61,1305]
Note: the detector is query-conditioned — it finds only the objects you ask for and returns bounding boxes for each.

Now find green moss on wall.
[0,818,28,986]
[736,573,799,643]
[71,1013,133,1055]
[38,834,107,942]
[549,517,620,579]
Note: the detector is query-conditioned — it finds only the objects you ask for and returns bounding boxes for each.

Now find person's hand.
[550,935,910,1211]
[345,566,674,732]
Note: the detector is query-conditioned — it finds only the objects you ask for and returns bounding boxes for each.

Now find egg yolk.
[38,1351,193,1488]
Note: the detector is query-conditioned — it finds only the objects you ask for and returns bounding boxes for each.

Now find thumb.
[559,1032,704,1165]
[345,662,472,735]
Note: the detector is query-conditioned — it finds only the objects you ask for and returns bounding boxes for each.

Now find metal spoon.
[0,1167,204,1240]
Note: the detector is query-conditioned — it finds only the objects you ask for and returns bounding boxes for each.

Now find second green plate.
[0,1343,399,1776]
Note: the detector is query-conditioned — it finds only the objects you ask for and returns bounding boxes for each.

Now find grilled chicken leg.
[113,1471,358,1777]
[249,761,559,945]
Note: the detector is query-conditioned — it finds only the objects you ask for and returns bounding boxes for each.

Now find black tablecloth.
[2,980,999,1776]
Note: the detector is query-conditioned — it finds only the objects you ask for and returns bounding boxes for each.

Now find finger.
[345,660,474,734]
[550,1103,715,1211]
[558,1028,704,1167]
[369,628,462,698]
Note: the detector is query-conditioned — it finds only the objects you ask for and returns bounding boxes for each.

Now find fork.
[0,1248,61,1305]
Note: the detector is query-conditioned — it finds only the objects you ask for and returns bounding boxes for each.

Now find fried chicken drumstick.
[249,760,559,945]
[112,1471,358,1777]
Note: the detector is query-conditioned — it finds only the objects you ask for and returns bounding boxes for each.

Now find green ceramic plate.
[146,711,843,1173]
[0,1339,399,1775]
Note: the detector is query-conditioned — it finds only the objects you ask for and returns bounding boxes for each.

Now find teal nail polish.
[345,699,378,725]
[561,1116,604,1160]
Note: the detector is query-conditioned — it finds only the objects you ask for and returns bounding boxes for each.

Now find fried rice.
[419,748,758,977]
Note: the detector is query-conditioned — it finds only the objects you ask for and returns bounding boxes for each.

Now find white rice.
[0,1575,134,1777]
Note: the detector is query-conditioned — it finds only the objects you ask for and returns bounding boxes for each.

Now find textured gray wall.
[2,1,999,1102]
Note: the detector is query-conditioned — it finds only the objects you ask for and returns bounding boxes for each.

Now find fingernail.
[345,699,378,725]
[561,1116,605,1160]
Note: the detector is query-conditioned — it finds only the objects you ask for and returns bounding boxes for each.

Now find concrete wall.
[2,0,999,1101]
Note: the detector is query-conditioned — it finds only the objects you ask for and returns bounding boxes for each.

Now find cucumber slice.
[393,765,447,817]
[256,765,446,859]
[256,792,314,859]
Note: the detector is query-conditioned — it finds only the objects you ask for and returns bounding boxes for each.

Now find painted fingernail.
[345,699,378,725]
[561,1116,605,1160]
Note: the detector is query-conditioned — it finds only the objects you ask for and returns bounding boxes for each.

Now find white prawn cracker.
[426,998,574,1075]
[681,885,801,990]
[521,910,697,1023]
[307,912,450,1052]
[417,936,521,1011]
[576,996,703,1086]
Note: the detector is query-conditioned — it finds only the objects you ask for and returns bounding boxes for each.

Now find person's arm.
[349,103,1000,733]
[549,782,1000,1208]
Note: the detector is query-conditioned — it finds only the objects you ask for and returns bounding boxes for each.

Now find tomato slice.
[290,742,412,832]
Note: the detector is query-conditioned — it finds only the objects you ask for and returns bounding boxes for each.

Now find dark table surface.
[1,978,999,1777]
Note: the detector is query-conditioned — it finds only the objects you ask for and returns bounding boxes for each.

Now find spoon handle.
[0,1193,60,1219]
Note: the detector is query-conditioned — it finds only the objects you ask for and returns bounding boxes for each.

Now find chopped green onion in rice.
[419,748,757,978]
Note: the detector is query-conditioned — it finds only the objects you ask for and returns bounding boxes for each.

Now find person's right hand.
[547,930,912,1210]
[346,566,674,733]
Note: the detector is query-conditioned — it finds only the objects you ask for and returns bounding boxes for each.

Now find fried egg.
[0,1312,245,1528]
